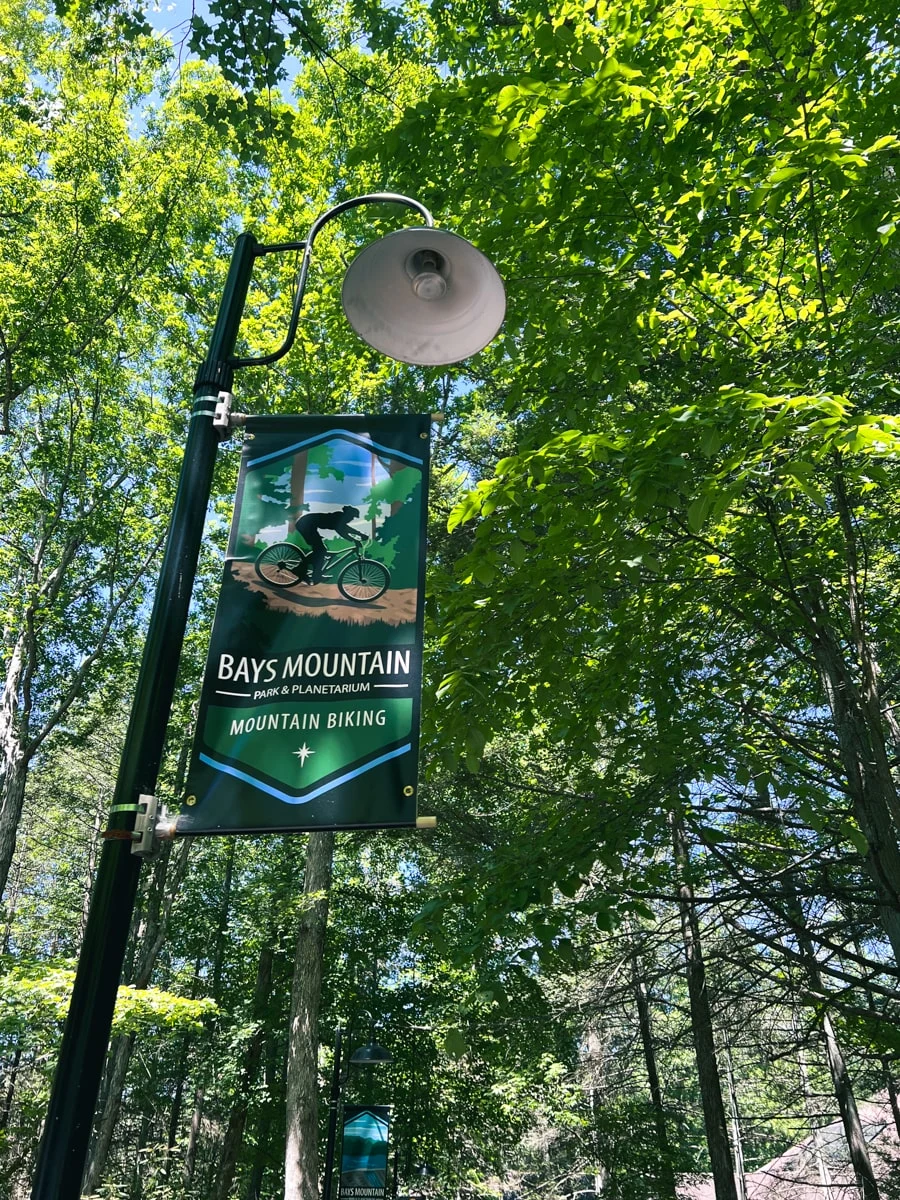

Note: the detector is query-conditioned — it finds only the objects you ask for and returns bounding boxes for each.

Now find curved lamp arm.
[229,193,434,371]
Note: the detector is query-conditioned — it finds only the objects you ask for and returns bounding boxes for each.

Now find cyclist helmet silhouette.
[294,505,365,583]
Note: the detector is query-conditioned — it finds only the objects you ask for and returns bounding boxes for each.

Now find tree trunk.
[1,850,24,953]
[672,813,739,1200]
[852,934,900,1144]
[284,830,335,1200]
[165,956,204,1179]
[747,774,882,1200]
[82,1034,136,1195]
[588,1086,608,1194]
[631,949,677,1198]
[0,1046,21,1130]
[371,454,377,538]
[884,1066,900,1142]
[0,683,28,904]
[245,1035,279,1200]
[180,841,235,1184]
[85,752,193,1188]
[81,800,104,941]
[809,600,900,963]
[747,780,881,1200]
[132,838,191,988]
[796,1022,834,1200]
[376,455,410,517]
[288,452,309,536]
[130,1111,151,1200]
[165,1033,191,1178]
[214,942,274,1200]
[81,835,191,1193]
[722,1044,747,1200]
[183,1086,204,1185]
[792,922,880,1199]
[818,1009,879,1200]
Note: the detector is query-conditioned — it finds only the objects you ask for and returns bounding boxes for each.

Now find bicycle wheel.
[337,558,390,602]
[255,542,306,587]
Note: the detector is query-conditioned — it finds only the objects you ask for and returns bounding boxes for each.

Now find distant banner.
[178,415,430,834]
[339,1106,391,1200]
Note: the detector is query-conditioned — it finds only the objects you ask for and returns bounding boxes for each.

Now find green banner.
[178,415,429,834]
[339,1105,391,1200]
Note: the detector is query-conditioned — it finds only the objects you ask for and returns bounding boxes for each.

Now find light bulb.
[407,250,448,301]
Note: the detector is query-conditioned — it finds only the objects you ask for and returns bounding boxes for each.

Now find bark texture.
[672,813,739,1200]
[631,947,677,1198]
[180,841,235,1184]
[796,923,880,1200]
[213,941,274,1200]
[82,1034,136,1195]
[284,830,335,1200]
[81,838,192,1194]
[0,637,28,902]
[813,619,900,962]
[802,487,900,963]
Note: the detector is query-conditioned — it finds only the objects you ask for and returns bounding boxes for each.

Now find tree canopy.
[2,0,900,1196]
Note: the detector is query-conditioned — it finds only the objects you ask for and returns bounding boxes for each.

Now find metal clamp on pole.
[213,391,249,439]
[131,794,160,858]
[212,391,234,439]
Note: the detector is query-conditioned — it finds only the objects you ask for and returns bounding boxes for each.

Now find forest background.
[1,0,900,1198]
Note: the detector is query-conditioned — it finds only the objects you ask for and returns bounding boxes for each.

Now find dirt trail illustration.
[230,563,417,626]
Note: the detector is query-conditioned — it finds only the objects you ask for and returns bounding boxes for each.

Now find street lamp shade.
[349,1040,394,1065]
[342,227,506,365]
[414,1163,437,1179]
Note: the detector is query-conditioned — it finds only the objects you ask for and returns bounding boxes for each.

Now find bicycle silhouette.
[254,538,390,603]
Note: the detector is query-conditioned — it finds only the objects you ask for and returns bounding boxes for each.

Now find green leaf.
[496,84,520,111]
[443,1027,468,1058]
[842,824,869,856]
[474,561,496,586]
[687,495,710,533]
[699,826,729,845]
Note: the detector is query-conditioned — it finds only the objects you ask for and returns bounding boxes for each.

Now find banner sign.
[178,415,430,834]
[339,1105,391,1200]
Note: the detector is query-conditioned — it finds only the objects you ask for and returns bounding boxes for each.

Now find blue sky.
[145,1,195,38]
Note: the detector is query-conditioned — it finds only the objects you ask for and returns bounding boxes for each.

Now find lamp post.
[407,1159,438,1200]
[30,193,504,1200]
[322,1023,394,1200]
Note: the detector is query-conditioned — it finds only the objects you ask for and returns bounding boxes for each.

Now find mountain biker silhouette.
[294,505,365,583]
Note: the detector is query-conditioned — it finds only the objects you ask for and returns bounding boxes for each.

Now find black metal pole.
[30,233,259,1200]
[322,1025,343,1200]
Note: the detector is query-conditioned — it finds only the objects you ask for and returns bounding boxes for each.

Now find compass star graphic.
[293,743,315,766]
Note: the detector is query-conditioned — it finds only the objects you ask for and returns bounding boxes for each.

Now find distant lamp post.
[30,193,504,1200]
[409,1160,438,1200]
[350,1040,394,1065]
[323,1022,394,1200]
